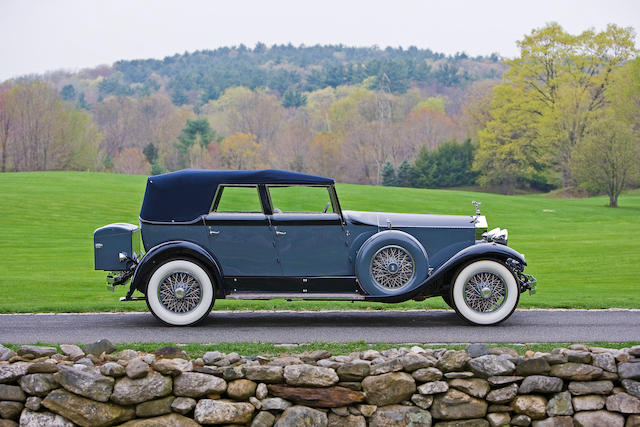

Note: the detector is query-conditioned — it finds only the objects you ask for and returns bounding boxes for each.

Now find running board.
[227,292,366,301]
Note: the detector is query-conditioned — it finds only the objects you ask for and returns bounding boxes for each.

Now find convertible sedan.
[94,169,535,326]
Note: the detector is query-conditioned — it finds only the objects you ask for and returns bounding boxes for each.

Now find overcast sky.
[1,0,639,81]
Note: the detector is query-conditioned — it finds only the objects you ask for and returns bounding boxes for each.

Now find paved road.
[1,309,639,344]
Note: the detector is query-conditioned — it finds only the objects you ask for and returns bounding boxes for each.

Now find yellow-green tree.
[608,57,640,134]
[475,23,637,192]
[474,84,550,192]
[309,132,342,178]
[204,87,283,144]
[220,132,259,169]
[571,58,640,207]
[571,118,638,207]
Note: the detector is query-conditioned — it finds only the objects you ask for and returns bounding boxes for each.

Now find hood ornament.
[471,201,481,223]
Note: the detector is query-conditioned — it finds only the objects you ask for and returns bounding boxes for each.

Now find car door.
[267,185,352,279]
[204,185,282,285]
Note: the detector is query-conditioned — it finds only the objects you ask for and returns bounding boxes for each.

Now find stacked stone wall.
[1,342,639,426]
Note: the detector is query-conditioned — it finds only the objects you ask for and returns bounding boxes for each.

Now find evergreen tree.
[98,74,132,96]
[176,118,221,168]
[171,89,189,106]
[60,84,76,101]
[177,118,220,152]
[396,160,413,187]
[413,139,476,188]
[76,92,89,110]
[151,163,166,175]
[282,89,307,108]
[200,85,220,105]
[381,161,397,186]
[143,143,158,165]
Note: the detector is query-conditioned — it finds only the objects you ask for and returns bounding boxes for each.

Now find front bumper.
[507,257,537,295]
[520,273,537,295]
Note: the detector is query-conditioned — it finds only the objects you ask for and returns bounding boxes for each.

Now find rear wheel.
[450,260,519,325]
[146,259,215,326]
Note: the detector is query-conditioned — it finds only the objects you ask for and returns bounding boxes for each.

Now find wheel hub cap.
[370,245,415,290]
[174,287,186,299]
[463,272,507,313]
[158,272,202,314]
[479,285,492,298]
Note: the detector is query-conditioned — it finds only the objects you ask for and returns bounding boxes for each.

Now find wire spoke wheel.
[463,271,507,313]
[158,271,202,314]
[370,245,415,290]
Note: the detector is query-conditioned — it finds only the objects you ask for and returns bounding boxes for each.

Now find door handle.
[209,230,220,235]
[275,231,286,236]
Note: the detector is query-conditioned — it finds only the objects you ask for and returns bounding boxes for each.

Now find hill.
[41,44,504,113]
[0,172,637,313]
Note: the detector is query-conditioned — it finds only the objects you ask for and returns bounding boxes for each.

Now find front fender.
[365,242,527,303]
[127,240,223,298]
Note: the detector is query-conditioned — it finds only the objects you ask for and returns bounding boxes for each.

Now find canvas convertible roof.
[140,169,334,222]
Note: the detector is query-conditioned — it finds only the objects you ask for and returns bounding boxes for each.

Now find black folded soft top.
[139,168,333,222]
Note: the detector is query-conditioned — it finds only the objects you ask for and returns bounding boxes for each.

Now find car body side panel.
[271,213,353,276]
[203,213,282,276]
[140,213,281,277]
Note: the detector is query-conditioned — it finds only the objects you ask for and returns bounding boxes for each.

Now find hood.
[343,210,476,229]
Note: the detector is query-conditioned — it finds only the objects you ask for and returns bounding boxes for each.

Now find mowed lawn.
[0,171,638,313]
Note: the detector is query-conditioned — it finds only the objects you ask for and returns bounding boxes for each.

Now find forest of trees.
[1,24,639,206]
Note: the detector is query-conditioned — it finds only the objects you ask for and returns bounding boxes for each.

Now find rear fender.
[128,241,223,298]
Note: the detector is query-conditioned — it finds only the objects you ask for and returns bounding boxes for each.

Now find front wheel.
[450,260,519,325]
[146,259,215,326]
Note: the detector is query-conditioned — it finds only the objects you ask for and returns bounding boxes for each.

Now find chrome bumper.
[521,273,537,295]
[507,257,537,295]
[105,268,135,292]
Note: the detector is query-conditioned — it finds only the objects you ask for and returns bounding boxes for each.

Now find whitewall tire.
[450,260,519,325]
[146,259,215,326]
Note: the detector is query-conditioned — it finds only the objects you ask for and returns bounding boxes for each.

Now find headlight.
[483,227,508,245]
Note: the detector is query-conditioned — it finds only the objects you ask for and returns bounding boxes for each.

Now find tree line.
[1,26,639,207]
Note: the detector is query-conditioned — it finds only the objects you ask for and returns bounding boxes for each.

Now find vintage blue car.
[94,169,535,326]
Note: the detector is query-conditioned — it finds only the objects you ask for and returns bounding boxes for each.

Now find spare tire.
[355,230,428,297]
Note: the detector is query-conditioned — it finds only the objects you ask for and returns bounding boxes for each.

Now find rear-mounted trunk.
[94,223,141,271]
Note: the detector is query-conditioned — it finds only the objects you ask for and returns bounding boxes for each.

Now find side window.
[268,186,334,214]
[213,186,262,213]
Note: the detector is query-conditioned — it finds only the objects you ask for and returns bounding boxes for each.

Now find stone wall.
[1,341,639,426]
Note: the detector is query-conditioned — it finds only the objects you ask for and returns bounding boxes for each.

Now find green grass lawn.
[0,171,638,313]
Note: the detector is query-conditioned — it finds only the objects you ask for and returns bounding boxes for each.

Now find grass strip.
[3,341,639,359]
